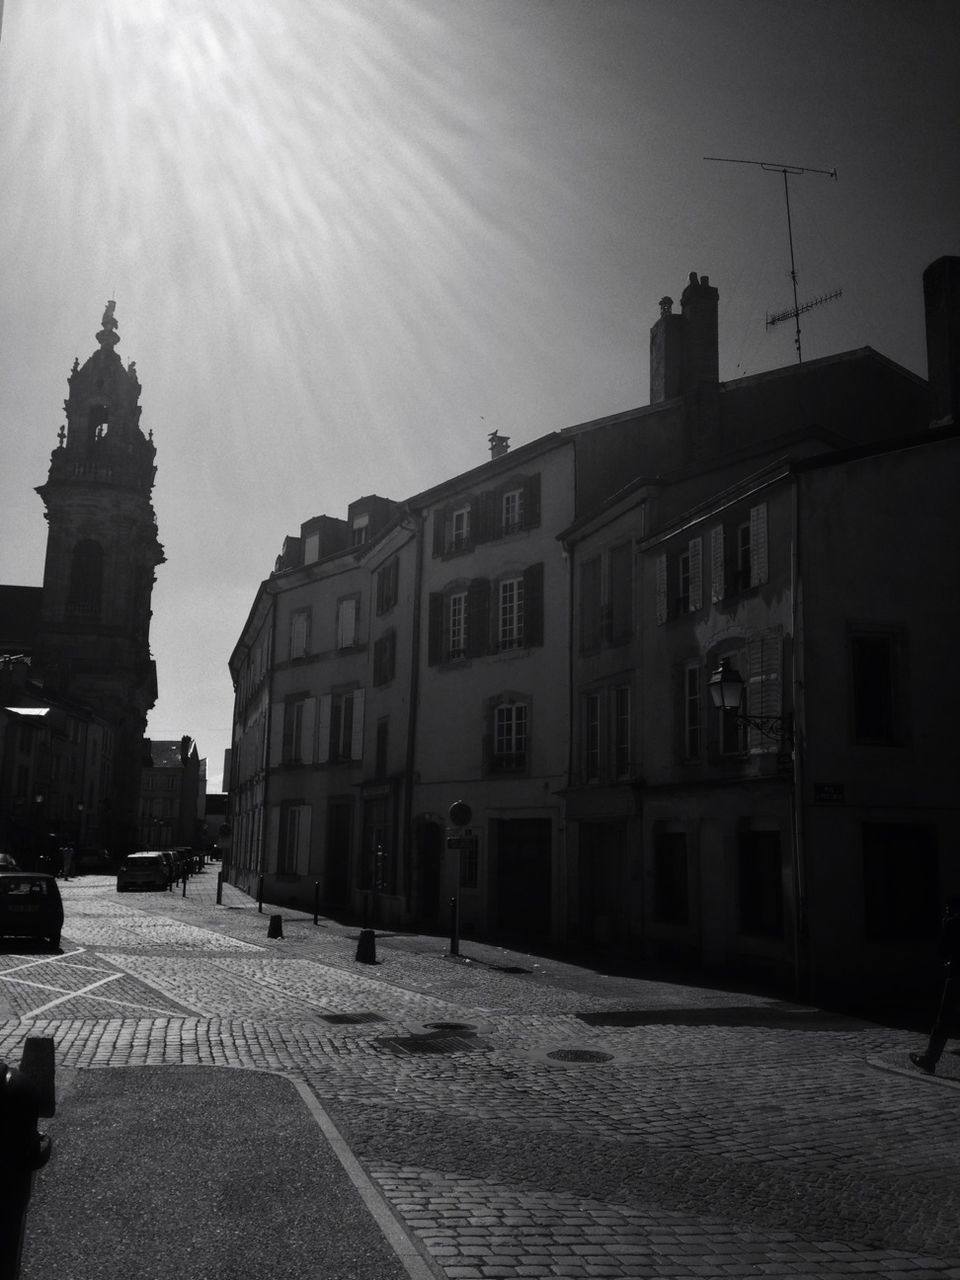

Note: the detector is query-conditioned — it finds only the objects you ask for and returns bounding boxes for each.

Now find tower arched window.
[67,540,104,618]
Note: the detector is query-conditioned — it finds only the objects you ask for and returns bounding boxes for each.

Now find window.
[373,630,396,686]
[303,532,320,564]
[451,507,471,549]
[737,830,783,939]
[492,702,527,772]
[351,515,369,546]
[317,689,364,764]
[850,632,903,745]
[361,797,392,892]
[289,608,311,659]
[448,592,467,659]
[278,803,310,874]
[683,664,701,759]
[502,489,524,534]
[331,689,364,762]
[862,823,938,941]
[584,693,601,780]
[614,685,631,777]
[498,578,524,650]
[376,559,398,615]
[654,831,689,925]
[336,597,359,649]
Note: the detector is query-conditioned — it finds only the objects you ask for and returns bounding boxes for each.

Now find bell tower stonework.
[34,302,165,850]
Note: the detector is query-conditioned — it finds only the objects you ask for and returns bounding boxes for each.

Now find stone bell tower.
[34,302,165,850]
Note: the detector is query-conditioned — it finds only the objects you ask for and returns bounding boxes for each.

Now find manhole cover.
[407,1018,493,1038]
[546,1048,614,1064]
[420,1020,475,1032]
[319,1012,385,1025]
[375,1034,487,1057]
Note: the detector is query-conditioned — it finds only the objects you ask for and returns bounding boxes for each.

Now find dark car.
[78,847,114,874]
[117,852,169,892]
[0,872,63,950]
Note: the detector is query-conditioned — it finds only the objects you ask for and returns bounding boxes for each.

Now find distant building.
[138,736,202,849]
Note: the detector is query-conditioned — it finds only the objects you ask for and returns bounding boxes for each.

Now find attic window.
[352,515,369,546]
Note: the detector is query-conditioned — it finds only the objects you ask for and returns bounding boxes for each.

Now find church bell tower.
[34,302,165,849]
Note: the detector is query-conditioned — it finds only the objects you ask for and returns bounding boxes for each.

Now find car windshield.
[124,855,162,866]
[0,877,51,897]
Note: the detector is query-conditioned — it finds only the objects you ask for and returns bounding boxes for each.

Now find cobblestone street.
[2,871,958,1279]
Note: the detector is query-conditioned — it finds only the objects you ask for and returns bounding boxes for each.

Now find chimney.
[923,256,960,427]
[649,296,684,404]
[680,272,719,391]
[488,431,510,460]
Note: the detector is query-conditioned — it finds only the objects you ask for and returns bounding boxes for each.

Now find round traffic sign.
[448,801,472,828]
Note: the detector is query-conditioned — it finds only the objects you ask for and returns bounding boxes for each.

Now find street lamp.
[707,659,793,746]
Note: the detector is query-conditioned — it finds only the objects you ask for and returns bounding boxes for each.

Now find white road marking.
[0,948,85,975]
[21,972,124,1018]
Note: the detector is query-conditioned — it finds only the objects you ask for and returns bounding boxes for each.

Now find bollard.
[257,874,264,913]
[182,874,187,897]
[355,928,377,964]
[0,1036,56,1280]
[449,895,460,957]
[267,914,283,940]
[216,872,223,905]
[313,880,320,926]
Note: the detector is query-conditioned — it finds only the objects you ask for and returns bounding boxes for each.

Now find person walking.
[911,896,960,1075]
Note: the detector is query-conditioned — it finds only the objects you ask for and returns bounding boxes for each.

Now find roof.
[143,738,196,768]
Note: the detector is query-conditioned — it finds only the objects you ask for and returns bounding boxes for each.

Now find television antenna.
[705,156,841,363]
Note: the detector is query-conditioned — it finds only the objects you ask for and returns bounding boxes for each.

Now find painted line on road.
[21,972,125,1019]
[291,1078,439,1280]
[0,948,86,975]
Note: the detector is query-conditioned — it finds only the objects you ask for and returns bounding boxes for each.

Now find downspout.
[790,474,808,999]
[402,508,425,914]
[260,586,278,890]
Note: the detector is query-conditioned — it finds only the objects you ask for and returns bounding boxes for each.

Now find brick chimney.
[923,256,960,427]
[679,272,719,391]
[488,431,510,459]
[649,296,684,404]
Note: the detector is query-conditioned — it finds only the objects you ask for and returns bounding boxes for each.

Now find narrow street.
[1,868,958,1280]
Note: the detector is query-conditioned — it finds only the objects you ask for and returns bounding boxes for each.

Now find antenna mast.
[705,156,840,363]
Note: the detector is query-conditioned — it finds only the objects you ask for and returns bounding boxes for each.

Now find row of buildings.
[225,258,959,1005]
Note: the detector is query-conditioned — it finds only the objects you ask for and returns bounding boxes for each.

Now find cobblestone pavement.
[2,871,959,1279]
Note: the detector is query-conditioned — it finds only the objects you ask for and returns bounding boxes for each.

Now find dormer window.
[352,514,369,546]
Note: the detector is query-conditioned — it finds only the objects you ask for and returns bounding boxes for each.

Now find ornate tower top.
[96,300,120,349]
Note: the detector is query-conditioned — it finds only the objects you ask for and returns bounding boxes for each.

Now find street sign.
[448,801,472,828]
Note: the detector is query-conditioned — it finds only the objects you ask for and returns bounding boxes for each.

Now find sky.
[0,0,957,792]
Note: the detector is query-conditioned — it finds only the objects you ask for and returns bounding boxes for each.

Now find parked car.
[156,850,177,886]
[0,872,63,950]
[116,852,169,892]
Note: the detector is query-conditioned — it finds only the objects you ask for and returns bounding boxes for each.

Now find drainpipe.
[790,475,808,999]
[402,508,425,912]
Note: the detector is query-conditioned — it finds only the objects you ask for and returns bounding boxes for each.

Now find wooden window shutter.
[523,474,541,529]
[750,503,768,586]
[427,593,443,665]
[523,561,545,647]
[269,706,285,767]
[710,525,725,603]
[432,511,446,557]
[746,636,764,752]
[689,537,703,611]
[296,805,312,869]
[466,578,491,658]
[655,554,668,624]
[350,689,365,761]
[301,697,317,764]
[316,693,332,763]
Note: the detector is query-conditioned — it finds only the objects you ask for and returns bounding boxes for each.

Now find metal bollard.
[313,880,320,927]
[267,914,283,940]
[449,895,460,957]
[182,874,187,897]
[257,874,264,913]
[216,872,223,905]
[0,1036,56,1280]
[355,928,377,964]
